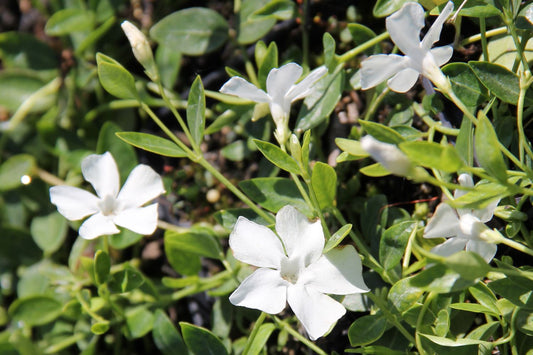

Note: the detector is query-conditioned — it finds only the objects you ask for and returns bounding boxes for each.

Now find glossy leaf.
[442,63,488,107]
[108,265,145,293]
[388,277,424,313]
[151,8,229,55]
[253,139,300,175]
[180,322,228,355]
[45,8,95,35]
[399,141,464,173]
[164,230,221,260]
[311,162,337,210]
[360,163,390,177]
[116,132,187,158]
[324,224,352,253]
[359,121,405,144]
[246,323,276,355]
[153,309,188,355]
[96,53,138,100]
[409,264,476,293]
[380,221,415,270]
[94,250,111,285]
[348,314,387,346]
[335,138,370,158]
[373,0,411,17]
[187,76,206,145]
[475,115,507,183]
[237,0,276,44]
[469,61,520,105]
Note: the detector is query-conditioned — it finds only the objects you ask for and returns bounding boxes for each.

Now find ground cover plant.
[1,0,533,353]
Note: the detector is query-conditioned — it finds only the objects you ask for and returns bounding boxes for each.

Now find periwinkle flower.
[50,152,165,240]
[424,174,500,262]
[361,2,454,93]
[220,63,327,145]
[228,205,369,340]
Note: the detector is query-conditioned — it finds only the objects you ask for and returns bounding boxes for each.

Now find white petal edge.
[430,45,454,67]
[430,237,467,257]
[302,245,369,295]
[361,54,408,90]
[275,205,324,266]
[424,203,461,239]
[220,77,270,103]
[360,135,412,176]
[474,198,500,223]
[229,268,288,314]
[286,66,328,102]
[466,240,497,263]
[116,164,165,209]
[266,63,303,101]
[386,2,425,56]
[79,213,120,240]
[113,204,159,235]
[81,152,120,199]
[287,284,346,341]
[50,185,100,220]
[387,67,420,93]
[229,216,285,269]
[421,2,454,50]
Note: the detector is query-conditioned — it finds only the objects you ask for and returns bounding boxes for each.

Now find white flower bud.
[360,135,413,176]
[121,21,158,81]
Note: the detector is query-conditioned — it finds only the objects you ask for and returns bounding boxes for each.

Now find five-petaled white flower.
[229,205,369,340]
[360,135,413,176]
[361,2,454,93]
[220,63,327,145]
[50,152,165,240]
[424,174,500,262]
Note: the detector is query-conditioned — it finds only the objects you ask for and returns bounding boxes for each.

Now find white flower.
[424,174,500,262]
[121,20,158,81]
[360,135,413,176]
[50,152,165,240]
[229,205,369,340]
[361,2,454,92]
[220,63,327,145]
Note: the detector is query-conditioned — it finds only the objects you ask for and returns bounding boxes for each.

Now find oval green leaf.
[9,296,62,326]
[116,131,187,157]
[96,53,138,100]
[180,322,228,355]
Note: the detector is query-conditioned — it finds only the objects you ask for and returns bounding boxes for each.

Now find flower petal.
[79,213,120,240]
[360,135,412,176]
[387,67,420,93]
[466,240,497,262]
[474,198,499,223]
[361,54,408,90]
[229,216,285,268]
[82,152,120,199]
[266,63,303,101]
[229,268,288,314]
[50,185,100,220]
[113,204,159,235]
[220,77,270,103]
[301,245,369,295]
[424,203,461,239]
[286,66,328,102]
[386,2,425,55]
[421,2,454,50]
[430,237,467,257]
[459,214,488,240]
[287,284,346,340]
[116,164,165,209]
[454,173,474,199]
[275,206,324,266]
[430,45,453,66]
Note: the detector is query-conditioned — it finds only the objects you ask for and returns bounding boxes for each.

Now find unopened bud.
[360,135,413,176]
[121,21,158,81]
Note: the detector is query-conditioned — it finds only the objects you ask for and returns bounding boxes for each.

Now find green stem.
[479,17,489,62]
[415,292,436,355]
[242,312,267,355]
[402,224,418,275]
[366,291,417,345]
[272,316,327,355]
[44,333,86,354]
[517,74,533,163]
[337,31,390,63]
[363,87,390,121]
[496,234,533,257]
[461,26,507,46]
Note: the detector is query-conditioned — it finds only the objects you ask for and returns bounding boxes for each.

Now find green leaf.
[311,162,337,210]
[221,140,249,161]
[164,248,201,276]
[360,163,390,177]
[164,230,221,260]
[151,8,229,56]
[153,309,188,355]
[324,224,352,253]
[211,298,233,338]
[516,308,533,336]
[108,265,145,293]
[45,8,95,35]
[156,42,182,89]
[448,0,500,17]
[456,117,474,166]
[116,132,187,158]
[180,322,228,355]
[91,321,110,335]
[335,138,369,158]
[296,69,344,131]
[97,121,138,184]
[373,0,411,17]
[442,63,488,107]
[347,24,378,54]
[388,277,424,313]
[238,177,312,215]
[108,229,144,249]
[0,71,51,113]
[475,114,507,182]
[0,32,57,70]
[237,0,276,44]
[246,323,276,355]
[420,333,490,347]
[434,309,449,337]
[379,221,415,270]
[256,41,278,89]
[9,296,62,326]
[359,121,405,144]
[253,139,300,175]
[214,208,269,231]
[30,212,67,254]
[251,0,295,20]
[187,76,206,145]
[348,314,387,346]
[469,61,520,104]
[0,154,36,191]
[445,251,490,281]
[399,141,464,173]
[466,321,500,340]
[409,264,476,293]
[96,53,138,100]
[126,306,155,339]
[517,3,533,29]
[323,33,337,70]
[449,302,499,316]
[94,250,111,285]
[469,283,500,315]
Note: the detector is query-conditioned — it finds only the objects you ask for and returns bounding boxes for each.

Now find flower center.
[279,257,302,284]
[98,194,119,216]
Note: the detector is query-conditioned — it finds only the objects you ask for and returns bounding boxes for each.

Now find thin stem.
[517,74,533,163]
[497,234,533,257]
[36,168,67,186]
[44,333,86,354]
[402,224,418,275]
[272,316,327,355]
[337,31,390,63]
[415,292,436,355]
[363,87,390,121]
[479,17,489,62]
[460,26,507,46]
[242,312,267,355]
[157,220,188,233]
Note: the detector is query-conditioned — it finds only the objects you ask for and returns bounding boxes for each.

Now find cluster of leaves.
[1,0,533,354]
